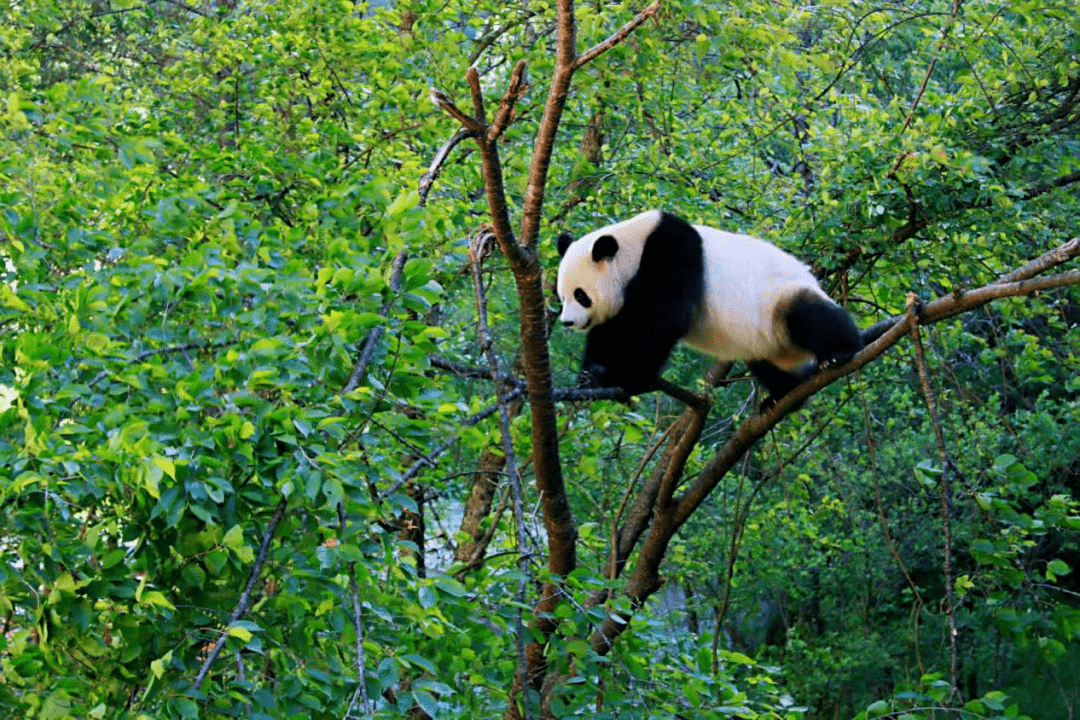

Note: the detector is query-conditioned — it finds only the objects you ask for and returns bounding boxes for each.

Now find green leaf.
[1047,559,1071,578]
[412,689,438,717]
[227,624,253,642]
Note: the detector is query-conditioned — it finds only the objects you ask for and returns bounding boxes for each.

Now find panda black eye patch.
[574,289,592,308]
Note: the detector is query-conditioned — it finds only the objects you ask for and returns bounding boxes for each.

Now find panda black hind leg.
[784,290,863,369]
[747,361,810,409]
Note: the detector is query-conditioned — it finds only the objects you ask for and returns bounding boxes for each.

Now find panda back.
[682,225,825,362]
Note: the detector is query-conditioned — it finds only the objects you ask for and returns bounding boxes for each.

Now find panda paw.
[577,363,606,389]
[757,393,807,414]
[817,351,856,371]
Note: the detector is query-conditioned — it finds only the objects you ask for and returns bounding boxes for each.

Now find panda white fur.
[555,209,863,402]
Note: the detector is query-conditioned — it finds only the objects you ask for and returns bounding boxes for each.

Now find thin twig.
[469,232,534,720]
[383,388,526,498]
[192,495,288,692]
[87,340,237,389]
[906,293,960,704]
[339,503,372,718]
[574,0,662,70]
[418,129,476,206]
[897,0,963,135]
[342,251,408,394]
[338,251,407,716]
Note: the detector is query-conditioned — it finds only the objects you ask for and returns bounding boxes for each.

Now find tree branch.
[906,294,961,704]
[342,251,407,394]
[573,0,662,70]
[192,495,288,692]
[469,232,535,720]
[383,387,527,498]
[429,88,485,134]
[488,60,529,142]
[588,240,1080,654]
[418,129,475,207]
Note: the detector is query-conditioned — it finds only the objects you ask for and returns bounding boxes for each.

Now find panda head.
[555,210,660,332]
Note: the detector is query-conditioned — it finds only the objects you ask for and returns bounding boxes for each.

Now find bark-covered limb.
[429,88,485,134]
[505,4,582,714]
[428,5,666,713]
[997,237,1080,284]
[466,67,486,123]
[588,404,710,653]
[489,60,528,142]
[343,251,408,394]
[906,294,961,704]
[517,0,577,250]
[859,236,1080,345]
[469,233,535,720]
[573,0,662,70]
[589,245,1080,655]
[418,129,475,207]
[192,495,288,692]
[477,125,527,268]
[430,73,525,265]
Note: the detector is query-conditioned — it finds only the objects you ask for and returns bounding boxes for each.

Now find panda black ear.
[591,235,619,262]
[557,233,574,257]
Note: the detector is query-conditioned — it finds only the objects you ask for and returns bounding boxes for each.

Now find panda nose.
[562,320,574,327]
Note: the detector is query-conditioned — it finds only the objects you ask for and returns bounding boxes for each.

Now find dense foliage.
[1,0,1078,718]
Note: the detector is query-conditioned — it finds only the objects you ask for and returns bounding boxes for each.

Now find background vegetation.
[1,0,1079,718]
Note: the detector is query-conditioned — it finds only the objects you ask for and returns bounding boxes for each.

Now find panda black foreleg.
[785,292,863,368]
[579,319,680,395]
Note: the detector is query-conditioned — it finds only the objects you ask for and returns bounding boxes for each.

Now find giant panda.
[555,209,863,404]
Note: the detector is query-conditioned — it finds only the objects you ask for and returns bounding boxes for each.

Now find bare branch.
[193,496,288,692]
[518,0,578,249]
[342,251,407,394]
[418,129,476,207]
[997,237,1080,283]
[467,66,487,121]
[574,0,662,70]
[429,88,485,134]
[469,232,535,720]
[488,60,529,142]
[906,294,961,703]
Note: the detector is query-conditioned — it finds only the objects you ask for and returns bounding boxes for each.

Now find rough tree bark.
[429,3,660,715]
